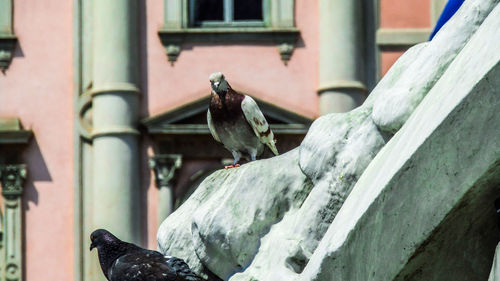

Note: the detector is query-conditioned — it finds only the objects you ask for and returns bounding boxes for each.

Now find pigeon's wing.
[110,251,201,281]
[241,96,279,155]
[207,109,221,143]
[109,251,177,281]
[165,256,202,281]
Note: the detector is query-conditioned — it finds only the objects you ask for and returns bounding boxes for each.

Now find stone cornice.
[0,0,17,71]
[0,118,33,145]
[0,130,32,145]
[158,28,300,65]
[159,0,299,65]
[0,34,17,72]
[376,28,431,47]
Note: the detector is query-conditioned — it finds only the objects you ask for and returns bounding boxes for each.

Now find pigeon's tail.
[268,139,279,156]
[166,257,202,281]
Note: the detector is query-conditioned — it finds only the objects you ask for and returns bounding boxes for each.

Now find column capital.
[149,154,182,188]
[1,164,27,199]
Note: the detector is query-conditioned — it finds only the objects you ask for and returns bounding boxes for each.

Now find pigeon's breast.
[209,92,264,156]
[215,115,264,156]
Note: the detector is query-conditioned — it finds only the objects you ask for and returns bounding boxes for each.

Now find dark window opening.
[191,0,264,26]
[234,0,263,20]
[194,0,224,22]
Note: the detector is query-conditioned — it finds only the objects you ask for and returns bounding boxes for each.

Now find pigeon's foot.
[224,164,240,169]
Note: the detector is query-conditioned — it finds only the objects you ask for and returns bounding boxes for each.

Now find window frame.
[189,0,267,28]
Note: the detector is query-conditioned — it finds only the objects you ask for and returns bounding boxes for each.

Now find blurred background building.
[0,0,449,280]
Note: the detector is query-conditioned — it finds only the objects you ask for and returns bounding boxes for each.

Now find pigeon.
[90,229,202,281]
[207,72,279,169]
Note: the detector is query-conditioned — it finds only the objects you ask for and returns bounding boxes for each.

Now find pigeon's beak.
[214,82,220,89]
[90,241,96,251]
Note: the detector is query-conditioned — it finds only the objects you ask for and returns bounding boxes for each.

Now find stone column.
[149,155,182,226]
[1,164,26,281]
[91,0,141,244]
[318,0,367,114]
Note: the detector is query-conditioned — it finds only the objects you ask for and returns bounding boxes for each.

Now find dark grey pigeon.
[90,229,201,281]
[207,72,279,169]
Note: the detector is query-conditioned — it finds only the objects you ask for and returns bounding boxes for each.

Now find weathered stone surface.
[190,149,312,280]
[229,108,386,281]
[157,1,500,280]
[158,148,311,280]
[489,243,500,281]
[363,42,428,107]
[157,163,227,280]
[371,0,498,134]
[191,35,429,281]
[157,40,421,280]
[299,4,500,279]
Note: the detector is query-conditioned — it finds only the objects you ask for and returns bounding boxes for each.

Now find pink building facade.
[0,0,446,280]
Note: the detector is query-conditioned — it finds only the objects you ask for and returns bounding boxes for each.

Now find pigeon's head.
[209,72,229,94]
[90,229,119,251]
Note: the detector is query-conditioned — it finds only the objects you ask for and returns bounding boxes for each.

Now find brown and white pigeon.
[90,229,201,281]
[207,72,278,169]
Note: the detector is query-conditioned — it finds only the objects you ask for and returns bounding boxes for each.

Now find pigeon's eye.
[91,235,95,241]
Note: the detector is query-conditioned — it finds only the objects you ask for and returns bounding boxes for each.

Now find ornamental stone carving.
[0,165,27,199]
[149,155,182,188]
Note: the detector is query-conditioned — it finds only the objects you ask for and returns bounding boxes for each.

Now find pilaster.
[149,155,182,226]
[1,164,26,281]
[0,118,31,281]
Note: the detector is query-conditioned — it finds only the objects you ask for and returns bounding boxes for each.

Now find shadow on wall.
[140,137,151,247]
[139,0,149,120]
[22,136,52,209]
[19,136,51,281]
[139,0,152,247]
[177,32,306,66]
[13,41,25,59]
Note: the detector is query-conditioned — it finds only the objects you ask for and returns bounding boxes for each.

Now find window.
[190,0,264,27]
[159,0,299,64]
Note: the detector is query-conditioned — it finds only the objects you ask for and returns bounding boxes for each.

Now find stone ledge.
[0,34,17,71]
[0,118,32,145]
[376,28,431,47]
[158,28,300,65]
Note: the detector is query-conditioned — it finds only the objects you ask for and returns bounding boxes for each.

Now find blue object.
[429,0,465,40]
